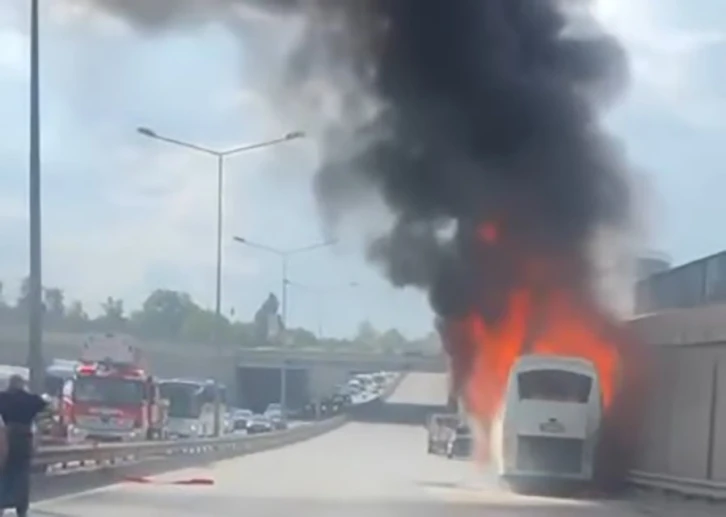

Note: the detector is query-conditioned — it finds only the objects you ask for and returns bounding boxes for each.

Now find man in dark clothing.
[0,375,47,517]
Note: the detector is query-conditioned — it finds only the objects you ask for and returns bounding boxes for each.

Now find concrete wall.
[0,327,400,409]
[0,328,238,401]
[308,365,349,400]
[235,366,309,412]
[630,305,726,483]
[234,348,446,372]
[234,363,362,412]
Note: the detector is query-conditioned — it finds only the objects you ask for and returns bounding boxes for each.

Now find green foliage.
[0,277,430,352]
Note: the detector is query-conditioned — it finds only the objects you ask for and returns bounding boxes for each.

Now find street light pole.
[232,237,336,419]
[231,237,336,327]
[214,154,224,348]
[282,278,357,421]
[282,255,289,326]
[138,127,304,436]
[28,0,44,394]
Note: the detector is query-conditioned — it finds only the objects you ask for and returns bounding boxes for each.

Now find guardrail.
[25,375,403,506]
[31,376,403,475]
[34,416,346,474]
[26,415,349,501]
[628,471,726,501]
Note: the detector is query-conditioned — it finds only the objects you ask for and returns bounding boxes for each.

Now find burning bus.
[495,355,603,490]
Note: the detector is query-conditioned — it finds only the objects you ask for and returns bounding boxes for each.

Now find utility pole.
[28,0,44,393]
[138,127,304,435]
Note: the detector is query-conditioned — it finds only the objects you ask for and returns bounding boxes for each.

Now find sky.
[0,0,724,338]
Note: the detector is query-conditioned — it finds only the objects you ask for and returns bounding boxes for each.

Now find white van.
[496,355,602,488]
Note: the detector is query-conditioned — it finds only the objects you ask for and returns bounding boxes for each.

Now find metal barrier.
[30,377,403,476]
[32,416,345,474]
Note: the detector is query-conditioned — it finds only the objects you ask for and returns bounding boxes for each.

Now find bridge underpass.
[232,350,448,413]
[33,373,712,517]
[235,364,350,413]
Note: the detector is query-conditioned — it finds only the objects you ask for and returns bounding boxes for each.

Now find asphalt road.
[32,374,718,517]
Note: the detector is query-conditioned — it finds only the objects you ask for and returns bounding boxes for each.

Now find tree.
[15,277,30,313]
[95,296,126,330]
[286,327,318,348]
[0,276,419,353]
[132,289,197,340]
[14,277,47,321]
[355,320,378,347]
[44,287,65,320]
[65,300,89,330]
[0,281,9,322]
[179,307,230,343]
[230,321,256,346]
[377,328,407,353]
[253,293,282,344]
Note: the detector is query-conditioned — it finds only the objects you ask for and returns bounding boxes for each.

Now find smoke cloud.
[82,0,644,488]
[80,0,634,325]
[282,0,633,323]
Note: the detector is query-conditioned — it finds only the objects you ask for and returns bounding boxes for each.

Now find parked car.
[232,409,254,431]
[264,405,287,430]
[246,415,274,434]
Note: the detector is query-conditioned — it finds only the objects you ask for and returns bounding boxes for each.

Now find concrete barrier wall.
[713,355,726,481]
[0,331,239,394]
[633,341,726,485]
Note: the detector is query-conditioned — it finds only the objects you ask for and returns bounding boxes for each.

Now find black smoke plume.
[83,0,632,316]
[285,0,633,321]
[83,1,641,490]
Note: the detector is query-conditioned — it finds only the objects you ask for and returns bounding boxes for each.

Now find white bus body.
[496,355,602,487]
[159,379,225,438]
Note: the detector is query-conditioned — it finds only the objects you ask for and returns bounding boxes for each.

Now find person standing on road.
[0,375,47,517]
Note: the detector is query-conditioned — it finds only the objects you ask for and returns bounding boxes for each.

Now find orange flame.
[461,286,621,423]
[443,221,648,485]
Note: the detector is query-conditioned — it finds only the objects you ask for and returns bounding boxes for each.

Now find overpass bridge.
[0,327,445,411]
[235,347,446,372]
[0,300,724,430]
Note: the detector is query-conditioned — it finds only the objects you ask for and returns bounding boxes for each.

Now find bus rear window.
[517,369,593,403]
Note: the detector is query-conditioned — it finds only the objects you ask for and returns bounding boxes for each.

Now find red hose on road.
[123,476,214,485]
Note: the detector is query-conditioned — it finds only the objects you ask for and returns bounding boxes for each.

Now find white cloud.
[594,0,726,126]
[40,145,261,309]
[0,28,26,75]
[0,1,292,316]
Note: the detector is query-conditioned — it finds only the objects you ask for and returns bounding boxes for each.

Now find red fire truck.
[58,333,168,443]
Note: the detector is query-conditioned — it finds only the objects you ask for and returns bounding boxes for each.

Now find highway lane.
[386,372,449,405]
[32,374,712,517]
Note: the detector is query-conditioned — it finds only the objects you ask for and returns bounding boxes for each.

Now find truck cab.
[59,333,167,442]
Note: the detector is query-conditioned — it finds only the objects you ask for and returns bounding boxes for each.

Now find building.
[634,250,726,314]
[636,252,672,281]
